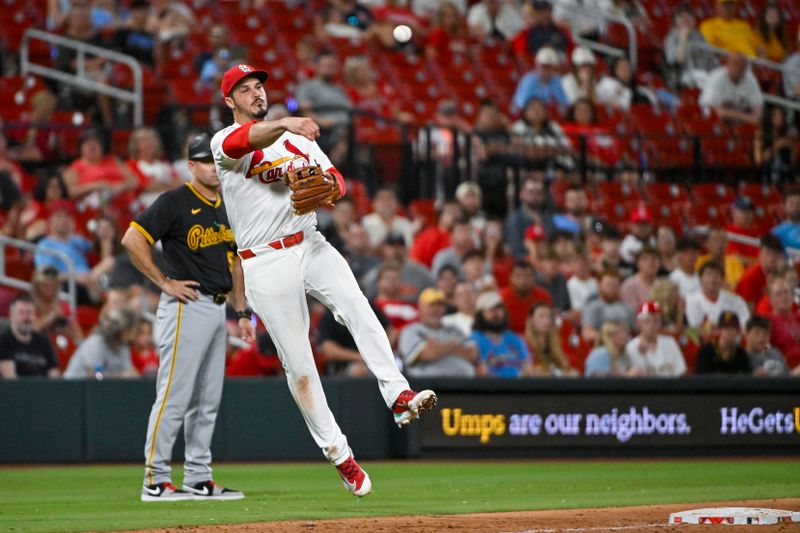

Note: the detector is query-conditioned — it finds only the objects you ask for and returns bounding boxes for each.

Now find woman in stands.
[19,175,69,242]
[6,89,60,165]
[524,303,579,376]
[561,46,600,105]
[31,266,84,346]
[425,2,468,60]
[510,97,574,174]
[62,129,140,217]
[126,126,181,207]
[596,56,658,110]
[753,2,788,63]
[561,97,623,171]
[754,105,798,184]
[649,278,685,337]
[583,321,633,376]
[88,214,123,290]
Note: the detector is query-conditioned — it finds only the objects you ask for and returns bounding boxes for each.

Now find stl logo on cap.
[238,64,254,73]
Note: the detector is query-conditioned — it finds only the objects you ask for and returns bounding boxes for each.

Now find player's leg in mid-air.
[301,231,437,425]
[240,245,369,495]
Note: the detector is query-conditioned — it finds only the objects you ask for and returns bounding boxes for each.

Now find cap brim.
[226,70,269,96]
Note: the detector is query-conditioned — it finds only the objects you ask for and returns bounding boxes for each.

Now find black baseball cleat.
[182,480,245,500]
[141,482,193,502]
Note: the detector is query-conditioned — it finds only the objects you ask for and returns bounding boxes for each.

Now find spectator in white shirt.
[567,250,598,310]
[596,56,658,110]
[685,260,750,329]
[362,187,416,248]
[620,205,656,264]
[625,301,687,376]
[699,52,764,125]
[467,0,525,42]
[561,46,600,105]
[669,235,702,299]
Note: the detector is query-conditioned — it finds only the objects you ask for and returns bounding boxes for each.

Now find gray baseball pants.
[143,292,227,486]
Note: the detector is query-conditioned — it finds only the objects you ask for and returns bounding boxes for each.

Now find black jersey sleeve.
[131,193,176,245]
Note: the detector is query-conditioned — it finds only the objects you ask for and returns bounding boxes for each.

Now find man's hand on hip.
[162,279,200,303]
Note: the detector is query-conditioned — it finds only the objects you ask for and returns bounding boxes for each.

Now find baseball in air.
[393,24,412,43]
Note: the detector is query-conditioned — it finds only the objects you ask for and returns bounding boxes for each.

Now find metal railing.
[20,28,144,126]
[0,236,77,318]
[551,0,638,70]
[687,41,800,114]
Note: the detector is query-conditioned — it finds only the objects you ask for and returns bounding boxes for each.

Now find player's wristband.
[236,309,253,320]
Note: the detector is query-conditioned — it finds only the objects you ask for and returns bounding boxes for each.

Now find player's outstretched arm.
[121,227,200,304]
[248,117,320,149]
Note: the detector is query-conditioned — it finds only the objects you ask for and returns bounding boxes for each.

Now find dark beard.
[483,318,508,333]
[252,107,268,119]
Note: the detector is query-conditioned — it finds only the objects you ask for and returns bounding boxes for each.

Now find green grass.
[1,460,798,532]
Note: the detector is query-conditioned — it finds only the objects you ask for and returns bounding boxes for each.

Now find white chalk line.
[503,523,670,533]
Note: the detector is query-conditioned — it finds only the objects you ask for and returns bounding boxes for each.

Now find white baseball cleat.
[392,389,438,427]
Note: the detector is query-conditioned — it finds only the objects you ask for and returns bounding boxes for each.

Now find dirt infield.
[129,498,800,533]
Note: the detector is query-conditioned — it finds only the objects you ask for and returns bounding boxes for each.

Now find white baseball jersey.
[210,124,333,249]
[624,335,687,377]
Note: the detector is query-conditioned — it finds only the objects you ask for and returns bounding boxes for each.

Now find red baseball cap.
[637,300,661,318]
[220,64,269,97]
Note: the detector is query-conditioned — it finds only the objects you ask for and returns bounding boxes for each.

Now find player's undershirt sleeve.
[221,121,257,160]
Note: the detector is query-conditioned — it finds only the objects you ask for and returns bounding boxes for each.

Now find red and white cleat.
[392,389,438,427]
[336,455,372,497]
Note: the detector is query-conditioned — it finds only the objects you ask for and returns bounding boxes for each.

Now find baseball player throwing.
[122,133,252,502]
[210,64,436,497]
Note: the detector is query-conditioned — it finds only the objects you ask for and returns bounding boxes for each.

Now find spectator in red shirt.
[500,261,553,333]
[736,233,785,308]
[20,175,69,241]
[130,318,159,377]
[725,196,761,261]
[409,201,463,268]
[375,262,419,333]
[62,130,140,213]
[766,275,800,369]
[425,1,468,60]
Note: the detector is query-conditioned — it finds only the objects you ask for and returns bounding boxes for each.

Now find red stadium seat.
[739,183,782,208]
[690,182,736,204]
[643,181,690,205]
[687,202,729,228]
[595,181,642,205]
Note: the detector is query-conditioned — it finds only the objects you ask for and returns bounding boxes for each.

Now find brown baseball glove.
[282,165,341,216]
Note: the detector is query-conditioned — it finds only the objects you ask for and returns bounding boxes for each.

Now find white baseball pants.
[241,230,409,465]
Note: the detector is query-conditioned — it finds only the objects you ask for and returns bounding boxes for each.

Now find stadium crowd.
[0,0,799,380]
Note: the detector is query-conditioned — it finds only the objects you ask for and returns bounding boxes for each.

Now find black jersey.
[132,183,235,296]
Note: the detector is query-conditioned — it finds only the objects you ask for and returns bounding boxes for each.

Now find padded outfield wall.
[0,377,797,463]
